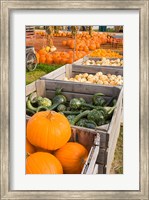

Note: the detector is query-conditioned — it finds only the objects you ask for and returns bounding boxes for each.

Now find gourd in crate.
[27,111,71,150]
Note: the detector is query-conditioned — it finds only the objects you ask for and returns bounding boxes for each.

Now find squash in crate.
[26,152,63,174]
[27,111,71,150]
[54,142,88,174]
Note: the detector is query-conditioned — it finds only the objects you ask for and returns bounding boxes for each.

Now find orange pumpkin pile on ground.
[36,48,87,65]
[53,31,72,37]
[26,111,89,174]
[61,32,109,52]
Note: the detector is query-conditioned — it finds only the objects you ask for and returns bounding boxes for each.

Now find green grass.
[110,126,123,174]
[26,63,62,85]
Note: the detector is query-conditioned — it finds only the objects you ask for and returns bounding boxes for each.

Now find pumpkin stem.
[47,111,55,119]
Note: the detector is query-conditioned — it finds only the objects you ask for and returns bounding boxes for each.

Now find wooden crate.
[70,127,103,174]
[40,63,123,88]
[72,57,123,70]
[26,80,123,173]
[26,117,102,174]
[26,80,123,140]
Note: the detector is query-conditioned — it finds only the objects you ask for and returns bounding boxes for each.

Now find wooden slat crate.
[72,57,123,70]
[40,63,123,88]
[70,127,102,174]
[26,80,123,173]
[26,117,102,174]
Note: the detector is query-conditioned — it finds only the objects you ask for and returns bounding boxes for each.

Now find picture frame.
[0,0,148,199]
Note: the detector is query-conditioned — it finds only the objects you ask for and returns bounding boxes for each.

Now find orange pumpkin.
[26,138,35,155]
[27,111,71,150]
[62,40,67,46]
[46,54,53,64]
[39,55,46,64]
[26,152,63,174]
[54,142,88,174]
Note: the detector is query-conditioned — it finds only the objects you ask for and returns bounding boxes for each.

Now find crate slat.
[40,65,66,80]
[35,80,46,97]
[45,79,121,97]
[40,63,123,89]
[72,65,123,76]
[96,148,108,165]
[26,81,36,96]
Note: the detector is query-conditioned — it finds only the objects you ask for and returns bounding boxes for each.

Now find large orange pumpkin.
[27,111,71,150]
[26,152,63,174]
[54,142,88,174]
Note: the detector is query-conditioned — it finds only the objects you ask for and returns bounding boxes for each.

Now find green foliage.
[26,64,62,85]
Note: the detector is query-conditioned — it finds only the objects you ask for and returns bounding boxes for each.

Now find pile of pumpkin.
[83,58,123,67]
[90,49,123,58]
[64,72,123,86]
[36,48,87,65]
[53,31,72,37]
[35,30,47,36]
[26,111,88,174]
[62,33,109,52]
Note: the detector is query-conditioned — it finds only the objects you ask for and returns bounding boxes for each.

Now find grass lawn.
[110,126,123,174]
[26,63,63,85]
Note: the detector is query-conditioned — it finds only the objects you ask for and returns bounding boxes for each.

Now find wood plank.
[54,73,66,80]
[45,79,121,97]
[81,146,100,174]
[65,64,72,78]
[85,146,100,174]
[26,81,36,96]
[71,126,95,152]
[108,87,123,136]
[93,164,99,174]
[96,124,109,132]
[98,132,109,148]
[72,65,123,76]
[96,148,108,165]
[79,56,123,67]
[40,65,66,80]
[35,80,46,97]
[98,164,106,174]
[71,126,109,149]
[46,90,115,103]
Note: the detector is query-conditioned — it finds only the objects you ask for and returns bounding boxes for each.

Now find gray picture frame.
[0,0,148,199]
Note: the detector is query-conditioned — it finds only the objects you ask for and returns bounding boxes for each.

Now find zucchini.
[26,100,38,112]
[26,108,35,116]
[71,110,90,125]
